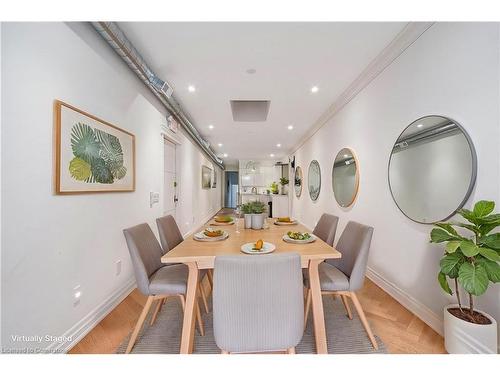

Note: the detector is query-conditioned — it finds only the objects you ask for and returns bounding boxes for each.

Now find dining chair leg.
[179,294,186,311]
[304,288,312,328]
[207,269,214,288]
[287,347,296,354]
[340,294,353,320]
[199,283,210,313]
[349,292,378,349]
[150,297,165,326]
[126,295,154,354]
[195,301,205,336]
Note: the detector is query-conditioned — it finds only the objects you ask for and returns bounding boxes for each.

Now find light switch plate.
[150,191,160,207]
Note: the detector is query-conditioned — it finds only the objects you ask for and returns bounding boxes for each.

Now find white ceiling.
[119,22,406,166]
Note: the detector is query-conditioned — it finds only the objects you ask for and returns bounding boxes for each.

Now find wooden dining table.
[161,217,342,354]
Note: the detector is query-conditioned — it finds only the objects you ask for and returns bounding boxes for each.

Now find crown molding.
[289,22,435,155]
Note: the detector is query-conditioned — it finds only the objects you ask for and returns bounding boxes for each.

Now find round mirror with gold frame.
[332,148,359,207]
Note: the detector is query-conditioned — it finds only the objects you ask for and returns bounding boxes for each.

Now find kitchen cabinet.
[271,195,289,218]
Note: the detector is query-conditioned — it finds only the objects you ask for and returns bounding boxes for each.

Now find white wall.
[291,23,500,348]
[1,22,222,351]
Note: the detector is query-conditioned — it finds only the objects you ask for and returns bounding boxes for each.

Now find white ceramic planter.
[251,213,265,230]
[444,304,497,353]
[243,214,252,229]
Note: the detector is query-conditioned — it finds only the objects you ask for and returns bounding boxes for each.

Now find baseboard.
[46,277,137,353]
[366,266,444,336]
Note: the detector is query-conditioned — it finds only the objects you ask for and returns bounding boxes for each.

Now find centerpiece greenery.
[430,200,500,323]
[270,181,279,194]
[279,177,289,186]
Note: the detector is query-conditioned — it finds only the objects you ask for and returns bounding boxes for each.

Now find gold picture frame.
[54,100,136,194]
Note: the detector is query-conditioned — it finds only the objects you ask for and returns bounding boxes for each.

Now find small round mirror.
[388,115,477,223]
[332,148,359,207]
[308,160,321,201]
[294,166,303,197]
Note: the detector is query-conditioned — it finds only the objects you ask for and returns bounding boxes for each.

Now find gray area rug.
[117,295,386,354]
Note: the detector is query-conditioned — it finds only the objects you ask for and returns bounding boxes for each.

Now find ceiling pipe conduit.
[91,22,224,169]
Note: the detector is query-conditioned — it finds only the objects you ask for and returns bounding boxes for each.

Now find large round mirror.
[388,115,477,224]
[332,148,359,207]
[294,166,303,197]
[308,160,321,201]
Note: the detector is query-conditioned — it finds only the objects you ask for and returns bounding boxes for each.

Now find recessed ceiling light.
[276,143,281,148]
[208,125,214,129]
[311,86,319,93]
[223,153,228,158]
[188,85,196,92]
[270,153,275,158]
[218,143,223,147]
[417,124,424,128]
[287,125,294,130]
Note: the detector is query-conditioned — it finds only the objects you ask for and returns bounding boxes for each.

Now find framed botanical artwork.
[212,169,217,188]
[54,100,135,194]
[201,165,212,189]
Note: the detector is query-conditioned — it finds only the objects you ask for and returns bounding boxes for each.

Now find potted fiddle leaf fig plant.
[430,200,500,353]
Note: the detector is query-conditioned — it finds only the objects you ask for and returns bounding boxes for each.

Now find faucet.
[251,186,257,194]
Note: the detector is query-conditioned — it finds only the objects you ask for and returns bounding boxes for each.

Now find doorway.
[163,138,177,218]
[224,171,239,208]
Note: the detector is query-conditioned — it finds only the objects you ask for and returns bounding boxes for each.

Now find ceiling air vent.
[230,100,270,122]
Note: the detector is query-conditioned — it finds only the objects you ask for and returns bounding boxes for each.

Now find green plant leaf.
[473,200,495,218]
[440,252,465,278]
[458,262,489,296]
[70,122,100,163]
[478,223,500,236]
[430,228,458,243]
[90,158,114,184]
[458,208,479,225]
[68,157,91,181]
[479,233,500,250]
[452,222,480,235]
[435,223,458,236]
[459,240,480,257]
[438,272,453,295]
[478,247,500,262]
[478,213,500,223]
[476,258,500,282]
[445,241,461,253]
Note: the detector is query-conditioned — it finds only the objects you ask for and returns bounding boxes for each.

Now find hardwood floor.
[69,278,445,354]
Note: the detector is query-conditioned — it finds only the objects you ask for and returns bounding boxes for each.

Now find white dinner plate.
[282,234,317,244]
[274,220,298,226]
[240,242,276,255]
[210,220,235,226]
[194,231,229,242]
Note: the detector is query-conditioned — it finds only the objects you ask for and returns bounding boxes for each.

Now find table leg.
[308,259,328,354]
[179,262,199,354]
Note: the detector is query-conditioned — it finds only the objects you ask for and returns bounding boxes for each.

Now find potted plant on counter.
[270,182,279,194]
[241,202,253,229]
[280,177,289,195]
[250,200,267,230]
[430,200,500,353]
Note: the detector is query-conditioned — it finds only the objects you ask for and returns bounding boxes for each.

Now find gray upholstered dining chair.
[304,220,378,349]
[156,215,211,314]
[313,213,339,246]
[213,253,304,354]
[123,223,205,354]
